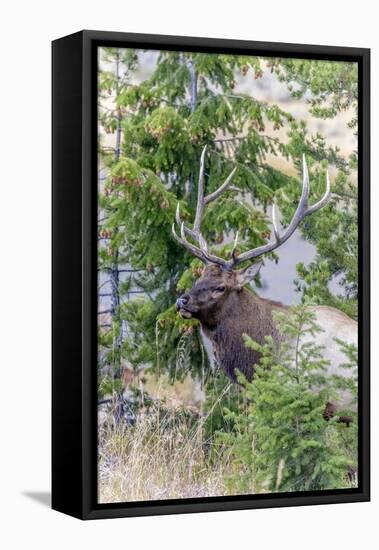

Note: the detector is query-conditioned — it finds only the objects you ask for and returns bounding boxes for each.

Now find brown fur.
[177,265,356,429]
[177,265,287,381]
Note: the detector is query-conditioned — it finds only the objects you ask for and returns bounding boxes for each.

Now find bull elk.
[172,147,357,418]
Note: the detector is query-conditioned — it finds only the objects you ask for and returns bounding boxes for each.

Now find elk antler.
[232,155,331,267]
[172,145,237,268]
[172,149,331,270]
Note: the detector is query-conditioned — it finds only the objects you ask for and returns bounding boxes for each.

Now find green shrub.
[218,303,357,493]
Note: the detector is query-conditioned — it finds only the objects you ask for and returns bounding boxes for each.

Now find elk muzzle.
[176,294,194,318]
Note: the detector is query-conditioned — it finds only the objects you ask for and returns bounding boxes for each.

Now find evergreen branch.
[333,191,358,202]
[213,134,282,146]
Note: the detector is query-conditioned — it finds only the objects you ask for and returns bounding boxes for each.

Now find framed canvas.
[52,30,370,520]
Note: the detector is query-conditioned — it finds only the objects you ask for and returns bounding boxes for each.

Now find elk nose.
[176,295,189,309]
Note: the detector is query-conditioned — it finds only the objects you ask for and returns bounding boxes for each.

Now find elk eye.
[215,286,225,292]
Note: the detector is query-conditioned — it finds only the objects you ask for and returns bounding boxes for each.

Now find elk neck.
[200,288,287,382]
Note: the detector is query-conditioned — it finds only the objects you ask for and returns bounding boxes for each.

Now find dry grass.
[98,378,242,503]
[98,407,231,503]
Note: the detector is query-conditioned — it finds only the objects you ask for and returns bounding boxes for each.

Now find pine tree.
[270,59,359,318]
[97,49,348,389]
[98,47,141,404]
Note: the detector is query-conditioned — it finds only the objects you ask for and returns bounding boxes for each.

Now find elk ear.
[235,262,263,291]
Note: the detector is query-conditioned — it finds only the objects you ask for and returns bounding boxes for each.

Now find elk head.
[173,146,331,323]
[175,264,262,325]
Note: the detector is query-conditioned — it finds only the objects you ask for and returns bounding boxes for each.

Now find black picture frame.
[52,30,370,520]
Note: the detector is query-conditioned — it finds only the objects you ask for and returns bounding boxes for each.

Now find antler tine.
[172,221,232,268]
[277,153,310,238]
[181,223,232,268]
[300,153,310,207]
[175,203,198,240]
[198,233,209,254]
[193,148,237,233]
[175,202,181,226]
[171,222,207,263]
[174,152,213,251]
[193,145,207,233]
[307,169,331,214]
[271,204,280,242]
[231,230,239,261]
[205,166,238,205]
[231,156,331,267]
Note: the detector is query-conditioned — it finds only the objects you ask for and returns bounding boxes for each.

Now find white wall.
[0,1,376,548]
